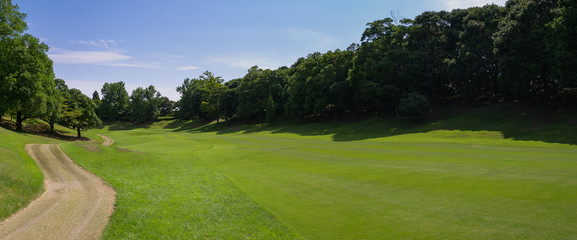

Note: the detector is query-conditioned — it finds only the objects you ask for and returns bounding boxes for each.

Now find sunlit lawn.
[63,108,577,239]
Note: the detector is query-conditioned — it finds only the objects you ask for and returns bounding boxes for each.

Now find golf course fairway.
[60,116,577,239]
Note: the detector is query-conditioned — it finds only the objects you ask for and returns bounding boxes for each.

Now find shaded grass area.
[0,124,62,221]
[161,104,577,145]
[61,142,300,239]
[0,117,98,142]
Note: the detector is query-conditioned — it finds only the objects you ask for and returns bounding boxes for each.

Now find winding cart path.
[0,143,115,240]
[98,134,114,146]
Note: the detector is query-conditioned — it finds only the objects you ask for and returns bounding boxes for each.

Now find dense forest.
[1,0,576,133]
[171,0,577,123]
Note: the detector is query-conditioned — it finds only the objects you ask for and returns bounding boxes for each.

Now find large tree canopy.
[286,50,354,118]
[236,66,286,120]
[494,0,558,99]
[176,71,226,121]
[0,0,54,131]
[60,88,101,137]
[198,71,226,122]
[43,78,67,133]
[0,0,27,38]
[550,0,577,89]
[130,85,162,123]
[98,82,130,122]
[176,77,204,120]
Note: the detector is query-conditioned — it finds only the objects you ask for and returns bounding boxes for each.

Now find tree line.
[0,0,175,136]
[175,0,577,123]
[2,0,576,135]
[92,81,173,123]
[0,0,99,137]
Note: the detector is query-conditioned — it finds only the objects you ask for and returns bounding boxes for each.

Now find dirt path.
[98,134,114,146]
[0,144,116,240]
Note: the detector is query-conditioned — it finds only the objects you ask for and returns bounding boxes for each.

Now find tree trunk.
[50,122,55,134]
[16,111,23,132]
[77,127,81,138]
[224,108,229,126]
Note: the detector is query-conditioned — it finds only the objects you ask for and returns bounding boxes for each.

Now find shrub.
[398,92,430,120]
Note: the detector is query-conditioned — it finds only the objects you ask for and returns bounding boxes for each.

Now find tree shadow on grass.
[425,104,577,145]
[178,104,577,145]
[107,121,153,131]
[0,120,91,142]
[163,119,209,131]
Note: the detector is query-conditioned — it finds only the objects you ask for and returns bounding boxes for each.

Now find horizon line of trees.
[3,0,577,133]
[174,0,577,123]
[92,81,174,123]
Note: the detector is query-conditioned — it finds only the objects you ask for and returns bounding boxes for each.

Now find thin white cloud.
[151,54,187,60]
[177,66,200,71]
[70,39,119,49]
[53,40,190,70]
[107,61,161,69]
[49,49,161,69]
[49,50,131,64]
[439,0,507,10]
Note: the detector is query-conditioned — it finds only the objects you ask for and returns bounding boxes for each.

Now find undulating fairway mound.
[0,144,115,240]
[61,105,577,239]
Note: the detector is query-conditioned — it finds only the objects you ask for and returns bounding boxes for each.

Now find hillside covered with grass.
[1,0,576,238]
[0,121,63,221]
[59,104,577,239]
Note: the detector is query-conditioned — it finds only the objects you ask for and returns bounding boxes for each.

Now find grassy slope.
[0,124,62,221]
[65,104,577,239]
[194,130,577,239]
[61,133,300,239]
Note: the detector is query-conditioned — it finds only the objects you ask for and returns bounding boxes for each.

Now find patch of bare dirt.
[116,147,145,154]
[79,144,100,152]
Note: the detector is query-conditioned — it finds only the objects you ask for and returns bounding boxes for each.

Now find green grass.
[192,130,577,239]
[59,104,577,239]
[0,104,559,239]
[0,120,62,221]
[61,136,300,239]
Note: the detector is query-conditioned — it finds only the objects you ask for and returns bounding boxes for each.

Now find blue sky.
[15,0,506,100]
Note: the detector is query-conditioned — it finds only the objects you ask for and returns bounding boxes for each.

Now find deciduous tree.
[176,77,204,120]
[494,0,557,99]
[158,96,175,117]
[60,89,101,138]
[198,71,226,122]
[43,78,67,133]
[98,82,129,121]
[129,85,162,123]
[236,66,286,120]
[1,0,55,131]
[1,34,54,131]
[550,0,577,88]
[446,5,504,100]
